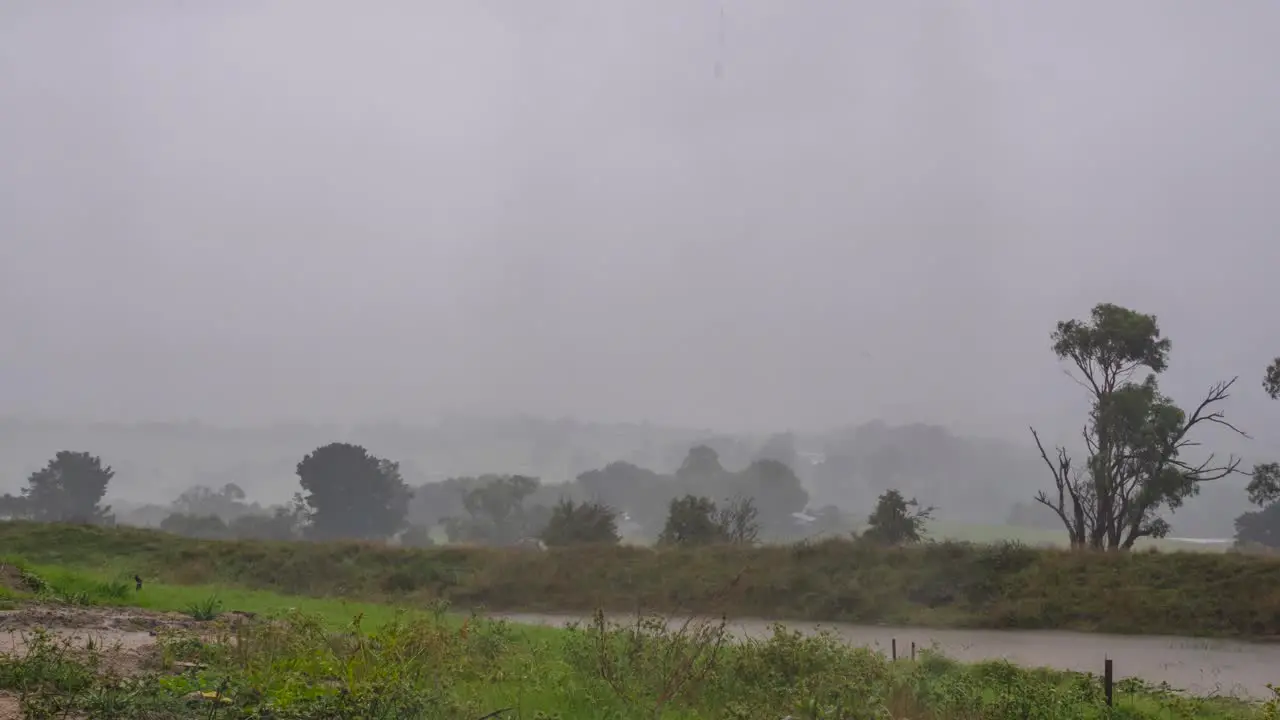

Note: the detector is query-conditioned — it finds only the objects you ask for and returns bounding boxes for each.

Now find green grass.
[0,561,1270,719]
[928,521,1232,552]
[5,561,428,629]
[3,520,1280,640]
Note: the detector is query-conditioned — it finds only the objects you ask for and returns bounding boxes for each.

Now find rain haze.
[2,1,1279,515]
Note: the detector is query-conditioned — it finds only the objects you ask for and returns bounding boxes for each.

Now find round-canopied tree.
[20,451,115,523]
[296,443,411,540]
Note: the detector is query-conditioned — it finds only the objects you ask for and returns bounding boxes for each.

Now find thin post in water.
[891,638,897,661]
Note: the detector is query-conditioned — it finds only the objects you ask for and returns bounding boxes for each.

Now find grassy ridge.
[3,521,1280,639]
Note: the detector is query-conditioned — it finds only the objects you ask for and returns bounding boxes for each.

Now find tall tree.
[296,443,411,540]
[734,458,809,537]
[713,494,761,545]
[171,482,259,521]
[1234,502,1280,549]
[540,499,621,546]
[658,495,724,546]
[1030,303,1246,550]
[0,493,25,518]
[20,451,114,523]
[444,474,545,545]
[1236,358,1280,547]
[575,461,670,535]
[861,489,933,545]
[677,445,727,484]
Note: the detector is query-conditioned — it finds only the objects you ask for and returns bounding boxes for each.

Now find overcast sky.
[2,0,1279,445]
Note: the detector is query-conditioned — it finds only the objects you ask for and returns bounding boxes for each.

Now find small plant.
[185,594,223,620]
[58,590,92,606]
[563,609,728,717]
[1262,684,1280,720]
[19,567,50,593]
[94,580,130,600]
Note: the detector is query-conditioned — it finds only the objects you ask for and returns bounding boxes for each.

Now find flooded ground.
[495,612,1280,699]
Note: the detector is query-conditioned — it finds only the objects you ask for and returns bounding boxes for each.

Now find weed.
[94,579,131,600]
[185,594,223,620]
[563,609,728,717]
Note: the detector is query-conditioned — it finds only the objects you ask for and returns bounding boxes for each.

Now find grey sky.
[2,1,1279,446]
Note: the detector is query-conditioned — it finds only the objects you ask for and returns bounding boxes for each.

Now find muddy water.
[495,613,1280,699]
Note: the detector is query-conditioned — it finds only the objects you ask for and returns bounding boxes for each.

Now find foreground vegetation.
[1,562,1272,719]
[4,521,1280,639]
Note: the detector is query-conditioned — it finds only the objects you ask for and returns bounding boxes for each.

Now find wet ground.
[495,612,1280,699]
[0,601,1275,716]
[0,605,231,719]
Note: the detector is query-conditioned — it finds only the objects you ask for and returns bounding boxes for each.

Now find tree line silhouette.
[3,303,1278,550]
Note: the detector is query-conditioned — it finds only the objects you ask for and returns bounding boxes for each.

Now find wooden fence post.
[1104,657,1114,707]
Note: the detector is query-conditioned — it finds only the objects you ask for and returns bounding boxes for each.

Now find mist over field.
[2,2,1279,543]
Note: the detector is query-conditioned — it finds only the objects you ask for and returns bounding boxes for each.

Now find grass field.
[2,520,1280,641]
[927,522,1233,552]
[1,558,1272,719]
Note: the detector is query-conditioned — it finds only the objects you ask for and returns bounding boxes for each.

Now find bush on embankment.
[2,520,1279,639]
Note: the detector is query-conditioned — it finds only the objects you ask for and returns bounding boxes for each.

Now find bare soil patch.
[0,604,216,682]
[0,604,200,635]
[0,565,27,595]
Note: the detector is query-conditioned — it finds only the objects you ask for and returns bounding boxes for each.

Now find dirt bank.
[0,605,201,719]
[0,603,255,718]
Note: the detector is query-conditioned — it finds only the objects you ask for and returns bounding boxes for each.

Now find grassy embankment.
[1,558,1271,719]
[927,521,1233,552]
[2,520,1280,639]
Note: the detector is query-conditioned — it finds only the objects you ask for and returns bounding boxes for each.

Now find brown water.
[495,612,1280,699]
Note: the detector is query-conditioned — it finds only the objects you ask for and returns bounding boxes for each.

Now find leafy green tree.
[658,495,724,546]
[1030,303,1247,550]
[676,446,729,487]
[296,443,411,540]
[540,499,621,546]
[1246,356,1280,504]
[20,451,114,523]
[0,493,26,518]
[1235,360,1280,548]
[1234,502,1280,549]
[861,489,933,545]
[734,458,808,537]
[226,509,301,541]
[657,494,759,546]
[575,461,671,536]
[444,474,546,545]
[171,482,262,521]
